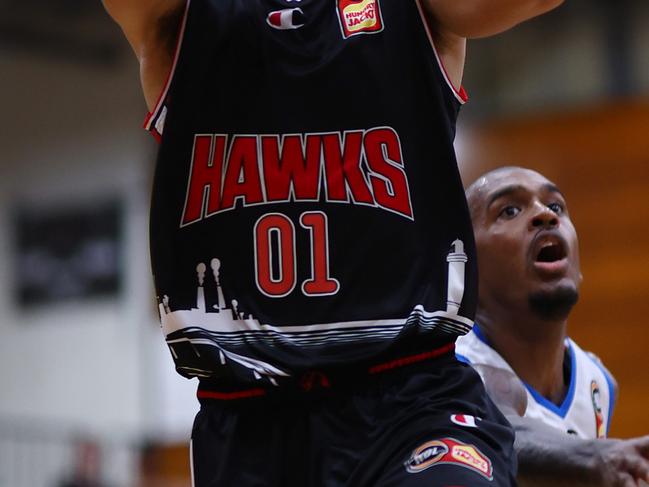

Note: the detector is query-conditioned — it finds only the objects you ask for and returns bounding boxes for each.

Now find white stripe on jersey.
[161,304,473,348]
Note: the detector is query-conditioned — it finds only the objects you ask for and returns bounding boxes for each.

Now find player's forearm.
[511,417,603,487]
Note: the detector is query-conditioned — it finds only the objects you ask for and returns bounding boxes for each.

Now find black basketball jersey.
[146,0,477,384]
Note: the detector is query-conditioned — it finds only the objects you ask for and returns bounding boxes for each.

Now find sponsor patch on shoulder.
[405,437,493,481]
[336,0,384,39]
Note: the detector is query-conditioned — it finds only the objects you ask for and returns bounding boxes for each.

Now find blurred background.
[0,1,647,486]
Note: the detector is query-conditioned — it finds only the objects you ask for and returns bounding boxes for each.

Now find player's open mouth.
[531,234,568,274]
[536,241,566,263]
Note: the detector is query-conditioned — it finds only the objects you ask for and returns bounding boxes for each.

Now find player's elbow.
[536,0,565,16]
[518,0,566,28]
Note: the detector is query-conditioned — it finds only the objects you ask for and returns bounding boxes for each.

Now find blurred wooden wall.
[136,443,191,487]
[460,98,649,439]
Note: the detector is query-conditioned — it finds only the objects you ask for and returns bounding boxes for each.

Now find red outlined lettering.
[300,211,340,296]
[254,213,297,298]
[180,127,415,228]
[221,135,264,210]
[181,134,226,226]
[364,127,414,220]
[261,134,322,202]
[322,131,374,205]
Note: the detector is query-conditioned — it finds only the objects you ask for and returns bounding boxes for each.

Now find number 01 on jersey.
[254,211,340,298]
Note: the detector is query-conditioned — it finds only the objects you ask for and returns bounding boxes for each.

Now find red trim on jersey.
[457,86,468,103]
[413,0,468,104]
[146,125,162,144]
[368,342,455,374]
[143,110,155,132]
[196,342,456,400]
[143,0,192,140]
[197,388,266,400]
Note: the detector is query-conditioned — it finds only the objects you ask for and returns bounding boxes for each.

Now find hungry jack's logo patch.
[336,0,384,39]
[405,437,493,481]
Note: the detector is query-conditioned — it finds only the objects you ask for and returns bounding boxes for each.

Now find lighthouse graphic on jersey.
[158,240,472,381]
[446,239,468,314]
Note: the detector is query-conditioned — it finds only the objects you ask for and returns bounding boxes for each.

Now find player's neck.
[477,313,569,406]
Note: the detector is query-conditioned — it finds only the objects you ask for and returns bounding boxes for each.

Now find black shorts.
[190,344,517,487]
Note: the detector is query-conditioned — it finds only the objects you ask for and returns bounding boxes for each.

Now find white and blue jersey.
[456,325,616,438]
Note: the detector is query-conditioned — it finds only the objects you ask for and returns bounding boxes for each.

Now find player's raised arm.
[423,0,564,39]
[420,0,564,93]
[102,0,185,109]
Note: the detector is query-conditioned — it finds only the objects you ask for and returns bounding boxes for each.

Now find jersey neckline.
[473,323,577,419]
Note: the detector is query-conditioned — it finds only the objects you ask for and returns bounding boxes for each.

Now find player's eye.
[548,202,564,215]
[498,206,521,219]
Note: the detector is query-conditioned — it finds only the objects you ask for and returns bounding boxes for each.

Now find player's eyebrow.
[486,184,525,209]
[486,182,566,209]
[543,183,565,199]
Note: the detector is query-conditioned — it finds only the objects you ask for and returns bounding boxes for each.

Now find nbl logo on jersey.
[336,0,384,39]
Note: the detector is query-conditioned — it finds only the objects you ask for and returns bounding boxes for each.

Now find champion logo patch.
[336,0,384,39]
[266,8,306,30]
[450,414,481,428]
[405,438,493,481]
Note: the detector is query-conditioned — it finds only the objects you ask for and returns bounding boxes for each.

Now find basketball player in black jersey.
[102,1,564,486]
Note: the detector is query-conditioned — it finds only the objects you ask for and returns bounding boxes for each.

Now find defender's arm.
[473,364,649,486]
[102,0,185,109]
[513,417,649,487]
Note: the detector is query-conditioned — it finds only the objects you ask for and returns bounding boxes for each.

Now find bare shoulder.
[102,0,186,109]
[472,363,528,417]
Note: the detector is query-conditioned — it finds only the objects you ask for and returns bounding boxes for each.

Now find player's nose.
[529,202,558,230]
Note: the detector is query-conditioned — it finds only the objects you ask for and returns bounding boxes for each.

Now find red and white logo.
[450,414,481,428]
[405,438,493,481]
[336,0,384,39]
[267,8,305,30]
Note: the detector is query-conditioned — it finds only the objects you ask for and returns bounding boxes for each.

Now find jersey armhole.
[413,0,468,105]
[143,0,192,142]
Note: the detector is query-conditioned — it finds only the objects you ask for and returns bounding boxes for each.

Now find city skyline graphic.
[158,240,473,382]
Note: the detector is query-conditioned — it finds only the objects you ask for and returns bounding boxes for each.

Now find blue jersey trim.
[472,323,490,345]
[522,340,577,419]
[455,353,471,364]
[586,353,617,435]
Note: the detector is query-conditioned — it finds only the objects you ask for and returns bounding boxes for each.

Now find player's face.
[470,168,581,318]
